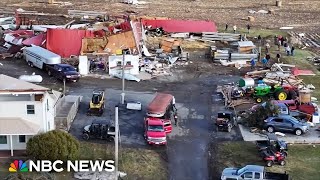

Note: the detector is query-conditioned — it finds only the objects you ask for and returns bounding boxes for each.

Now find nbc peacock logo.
[9,160,29,172]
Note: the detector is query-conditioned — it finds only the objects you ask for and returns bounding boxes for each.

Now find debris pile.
[0,9,221,81]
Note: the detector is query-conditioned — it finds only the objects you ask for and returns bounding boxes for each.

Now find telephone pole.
[121,50,125,104]
[114,106,119,180]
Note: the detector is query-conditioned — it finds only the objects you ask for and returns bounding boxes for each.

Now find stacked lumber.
[201,32,241,42]
[263,75,303,86]
[288,31,320,48]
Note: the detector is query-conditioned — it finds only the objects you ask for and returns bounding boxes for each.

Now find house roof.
[0,117,40,135]
[49,90,62,103]
[0,74,49,92]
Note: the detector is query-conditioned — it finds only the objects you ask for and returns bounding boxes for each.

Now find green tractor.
[253,84,288,103]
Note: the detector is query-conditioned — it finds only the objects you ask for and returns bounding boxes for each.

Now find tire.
[288,90,298,100]
[48,70,52,76]
[295,128,303,136]
[28,61,34,67]
[106,136,114,142]
[279,160,286,166]
[82,133,89,140]
[283,151,288,158]
[267,126,275,133]
[256,97,263,103]
[266,160,273,167]
[274,89,288,100]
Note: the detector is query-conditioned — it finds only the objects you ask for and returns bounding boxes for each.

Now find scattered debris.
[18,74,43,83]
[248,9,269,14]
[280,27,294,30]
[121,0,148,5]
[74,171,127,180]
[126,101,142,110]
[275,132,285,137]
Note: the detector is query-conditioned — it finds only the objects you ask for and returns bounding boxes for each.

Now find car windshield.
[148,125,164,132]
[288,116,300,124]
[236,167,246,175]
[63,67,76,71]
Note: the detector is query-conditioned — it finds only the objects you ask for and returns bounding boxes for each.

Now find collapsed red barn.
[141,19,217,33]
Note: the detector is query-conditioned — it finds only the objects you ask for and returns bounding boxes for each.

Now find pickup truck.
[144,117,167,146]
[221,165,290,180]
[46,64,80,82]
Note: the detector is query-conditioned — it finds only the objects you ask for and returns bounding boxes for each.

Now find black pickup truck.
[256,134,288,155]
[46,64,80,82]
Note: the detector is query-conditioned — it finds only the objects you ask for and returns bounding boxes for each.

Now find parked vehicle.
[275,103,306,120]
[23,45,61,69]
[144,118,167,145]
[264,115,310,136]
[82,120,115,141]
[215,112,236,132]
[87,90,105,116]
[256,134,288,156]
[253,84,288,103]
[146,93,177,133]
[272,100,317,116]
[46,63,80,82]
[260,148,286,167]
[221,165,290,180]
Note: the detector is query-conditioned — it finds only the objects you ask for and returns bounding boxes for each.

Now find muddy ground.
[0,48,244,179]
[1,0,320,31]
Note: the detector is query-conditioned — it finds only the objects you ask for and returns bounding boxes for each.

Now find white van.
[23,45,61,69]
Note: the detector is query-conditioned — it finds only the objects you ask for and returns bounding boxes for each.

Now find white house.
[0,74,61,156]
[108,55,140,76]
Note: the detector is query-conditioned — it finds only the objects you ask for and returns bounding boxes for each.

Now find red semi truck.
[144,93,177,145]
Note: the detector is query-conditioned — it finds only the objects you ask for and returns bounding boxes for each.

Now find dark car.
[46,64,80,82]
[82,119,115,141]
[264,115,310,136]
[256,133,288,153]
[215,112,237,132]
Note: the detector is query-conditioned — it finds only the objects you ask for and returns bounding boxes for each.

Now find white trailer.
[23,45,61,69]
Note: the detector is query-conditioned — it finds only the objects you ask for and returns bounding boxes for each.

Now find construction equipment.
[87,90,105,116]
[253,84,288,103]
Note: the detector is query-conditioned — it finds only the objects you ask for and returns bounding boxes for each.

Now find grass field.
[214,142,320,180]
[79,142,167,180]
[0,142,167,180]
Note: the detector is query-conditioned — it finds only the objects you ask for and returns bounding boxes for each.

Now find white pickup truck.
[221,165,290,180]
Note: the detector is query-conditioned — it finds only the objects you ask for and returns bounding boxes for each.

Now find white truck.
[23,45,61,69]
[221,165,290,180]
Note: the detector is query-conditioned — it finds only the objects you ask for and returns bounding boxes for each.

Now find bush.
[27,130,80,162]
[241,101,279,129]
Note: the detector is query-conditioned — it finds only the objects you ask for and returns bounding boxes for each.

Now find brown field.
[0,0,320,31]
